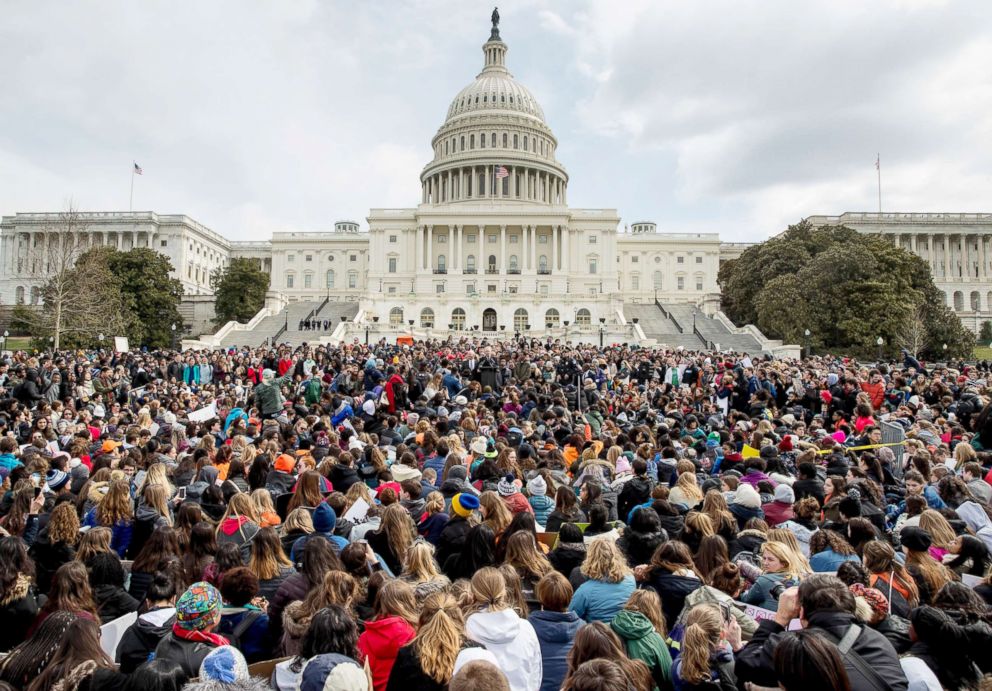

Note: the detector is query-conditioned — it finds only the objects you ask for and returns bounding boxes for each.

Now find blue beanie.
[313,502,337,533]
[199,645,248,683]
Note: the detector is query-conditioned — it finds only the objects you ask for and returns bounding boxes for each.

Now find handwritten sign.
[735,601,802,630]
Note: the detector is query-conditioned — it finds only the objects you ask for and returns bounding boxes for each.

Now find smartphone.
[177,486,187,500]
[33,486,42,498]
[30,473,40,488]
[721,601,733,624]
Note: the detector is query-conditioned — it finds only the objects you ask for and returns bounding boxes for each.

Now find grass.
[3,337,32,350]
[975,346,992,361]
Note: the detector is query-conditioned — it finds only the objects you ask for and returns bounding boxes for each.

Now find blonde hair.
[380,504,416,567]
[142,483,174,527]
[375,578,419,627]
[680,604,723,684]
[580,539,632,583]
[504,532,553,580]
[767,529,813,573]
[424,491,445,516]
[283,507,314,535]
[251,488,277,515]
[466,566,508,615]
[403,541,444,584]
[345,482,374,510]
[138,463,175,497]
[216,493,259,537]
[761,541,810,580]
[414,592,465,683]
[96,480,134,526]
[48,502,80,545]
[675,472,704,505]
[684,511,715,539]
[479,491,512,534]
[919,510,956,549]
[624,589,667,636]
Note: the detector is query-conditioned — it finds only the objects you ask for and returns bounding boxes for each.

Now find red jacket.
[762,501,794,527]
[358,615,416,691]
[860,380,885,410]
[385,374,405,413]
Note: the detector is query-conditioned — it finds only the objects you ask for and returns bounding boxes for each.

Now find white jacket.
[465,608,542,691]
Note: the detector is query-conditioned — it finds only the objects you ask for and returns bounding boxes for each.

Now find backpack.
[215,610,264,652]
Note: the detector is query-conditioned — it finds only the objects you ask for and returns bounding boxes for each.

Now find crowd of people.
[0,337,990,691]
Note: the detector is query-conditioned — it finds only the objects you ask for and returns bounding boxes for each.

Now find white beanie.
[527,475,547,497]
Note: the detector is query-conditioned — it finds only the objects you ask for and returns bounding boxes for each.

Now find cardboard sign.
[735,601,802,630]
[343,498,370,523]
[113,337,129,353]
[100,611,138,659]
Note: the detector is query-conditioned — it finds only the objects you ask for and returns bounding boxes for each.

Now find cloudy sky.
[2,0,990,242]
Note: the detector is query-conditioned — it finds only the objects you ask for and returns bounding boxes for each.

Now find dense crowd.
[0,338,990,691]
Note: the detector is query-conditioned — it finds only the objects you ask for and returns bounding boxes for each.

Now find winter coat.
[761,501,793,527]
[28,530,75,594]
[809,549,860,573]
[328,464,361,494]
[266,572,307,645]
[957,501,992,553]
[682,585,758,640]
[793,478,826,507]
[216,516,261,563]
[358,615,417,691]
[366,529,405,576]
[417,512,448,546]
[728,529,766,559]
[548,542,587,578]
[115,606,175,673]
[528,495,554,526]
[569,575,636,623]
[610,610,672,690]
[544,507,586,533]
[735,610,909,691]
[617,528,667,567]
[153,630,223,678]
[0,574,40,652]
[617,476,653,523]
[728,503,764,530]
[658,513,685,540]
[672,647,737,691]
[465,608,543,691]
[643,570,702,625]
[94,584,139,624]
[258,565,295,601]
[126,505,170,560]
[741,572,796,612]
[217,607,269,663]
[529,610,583,691]
[435,514,472,567]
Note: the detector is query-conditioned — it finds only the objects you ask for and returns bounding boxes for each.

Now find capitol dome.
[420,14,568,207]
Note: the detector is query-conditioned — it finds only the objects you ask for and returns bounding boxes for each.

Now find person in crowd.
[116,570,179,673]
[671,602,739,691]
[772,629,852,691]
[0,536,42,652]
[272,604,360,691]
[808,529,861,573]
[26,616,115,691]
[249,526,296,599]
[528,571,583,691]
[153,582,228,677]
[216,567,270,663]
[28,501,79,594]
[545,485,586,533]
[562,622,653,691]
[87,551,140,623]
[638,541,703,625]
[610,590,672,690]
[568,539,636,623]
[358,578,418,691]
[739,541,809,611]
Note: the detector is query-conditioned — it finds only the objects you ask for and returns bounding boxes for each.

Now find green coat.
[254,373,294,416]
[610,610,672,691]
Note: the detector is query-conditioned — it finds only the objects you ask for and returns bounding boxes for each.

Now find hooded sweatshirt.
[528,610,583,691]
[216,515,260,562]
[610,609,673,690]
[358,615,416,691]
[116,606,176,673]
[465,608,543,691]
[957,501,992,553]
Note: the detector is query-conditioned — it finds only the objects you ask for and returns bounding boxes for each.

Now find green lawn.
[3,337,32,350]
[975,346,992,361]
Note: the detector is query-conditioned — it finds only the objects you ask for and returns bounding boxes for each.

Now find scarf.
[172,622,230,648]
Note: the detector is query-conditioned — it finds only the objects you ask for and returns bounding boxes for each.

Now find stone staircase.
[624,302,768,354]
[218,301,359,348]
[623,303,707,349]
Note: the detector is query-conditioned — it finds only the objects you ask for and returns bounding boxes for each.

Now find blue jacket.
[290,532,348,564]
[529,610,583,691]
[442,373,461,398]
[418,512,449,546]
[217,607,270,663]
[83,508,133,558]
[529,495,554,527]
[740,572,795,611]
[809,549,860,573]
[331,403,354,427]
[569,575,636,623]
[0,453,22,474]
[887,486,947,522]
[422,454,447,480]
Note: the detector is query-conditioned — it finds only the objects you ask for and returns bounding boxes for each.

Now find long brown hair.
[379,504,415,567]
[26,617,113,691]
[42,562,98,618]
[75,528,112,564]
[95,480,133,526]
[287,471,326,513]
[504,532,553,581]
[862,541,920,608]
[564,622,653,691]
[249,527,292,580]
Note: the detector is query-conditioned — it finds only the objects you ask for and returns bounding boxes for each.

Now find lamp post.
[876,336,883,362]
[171,323,177,351]
[98,333,105,350]
[599,317,606,348]
[1,330,8,352]
[943,343,948,359]
[804,329,811,358]
[284,307,288,331]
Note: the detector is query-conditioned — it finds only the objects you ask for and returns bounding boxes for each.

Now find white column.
[562,225,569,272]
[551,225,557,273]
[960,235,965,280]
[500,225,507,273]
[427,225,433,271]
[910,233,917,255]
[944,234,951,280]
[414,225,422,272]
[484,166,491,197]
[981,235,988,281]
[447,225,453,271]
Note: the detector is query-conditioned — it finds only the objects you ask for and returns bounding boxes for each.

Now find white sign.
[343,498,370,523]
[100,611,138,659]
[113,337,129,353]
[187,401,217,423]
[735,601,802,630]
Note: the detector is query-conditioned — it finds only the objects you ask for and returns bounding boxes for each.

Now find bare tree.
[20,205,131,349]
[898,303,928,357]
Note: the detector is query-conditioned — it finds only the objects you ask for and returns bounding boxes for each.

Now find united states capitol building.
[1,15,988,354]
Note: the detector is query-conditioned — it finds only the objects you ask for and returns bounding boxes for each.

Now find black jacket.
[153,631,220,678]
[544,507,586,534]
[115,607,175,673]
[617,529,667,567]
[642,570,701,625]
[0,574,40,653]
[267,572,308,644]
[435,515,472,567]
[617,476,653,522]
[735,611,908,691]
[94,584,139,624]
[793,478,825,507]
[548,542,587,578]
[29,530,75,594]
[385,641,480,691]
[329,465,361,494]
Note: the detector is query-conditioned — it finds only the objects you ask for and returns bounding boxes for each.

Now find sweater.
[568,574,636,623]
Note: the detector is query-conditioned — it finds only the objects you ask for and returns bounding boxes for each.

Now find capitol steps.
[217,301,359,348]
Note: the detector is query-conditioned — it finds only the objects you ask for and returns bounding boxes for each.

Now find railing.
[508,268,521,274]
[433,269,447,274]
[463,268,477,274]
[485,268,499,274]
[313,296,330,318]
[271,324,286,344]
[654,297,670,320]
[537,269,552,275]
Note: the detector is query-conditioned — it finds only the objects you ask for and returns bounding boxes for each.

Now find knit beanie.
[176,582,222,632]
[451,493,479,517]
[773,484,795,504]
[900,526,933,552]
[199,645,249,683]
[733,483,761,510]
[497,474,517,497]
[527,475,547,497]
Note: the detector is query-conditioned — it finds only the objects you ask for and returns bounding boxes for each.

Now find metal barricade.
[881,420,906,478]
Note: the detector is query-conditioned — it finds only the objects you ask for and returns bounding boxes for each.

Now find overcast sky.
[2,1,990,242]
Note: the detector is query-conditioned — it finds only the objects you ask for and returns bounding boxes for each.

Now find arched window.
[303,272,313,289]
[502,133,508,147]
[480,133,486,148]
[509,255,518,271]
[971,291,981,311]
[389,307,403,325]
[539,255,548,272]
[653,271,663,290]
[451,308,466,330]
[420,308,434,328]
[326,270,335,288]
[523,135,528,150]
[30,286,40,305]
[470,134,475,149]
[438,254,446,272]
[467,255,476,272]
[953,291,964,311]
[490,133,496,147]
[514,308,529,331]
[513,134,518,149]
[460,136,465,151]
[488,255,497,272]
[545,308,560,328]
[14,286,24,305]
[576,308,591,325]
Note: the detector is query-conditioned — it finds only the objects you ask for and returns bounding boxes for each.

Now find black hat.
[900,526,932,552]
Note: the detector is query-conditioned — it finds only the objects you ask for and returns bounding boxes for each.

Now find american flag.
[134,162,143,175]
[494,165,509,179]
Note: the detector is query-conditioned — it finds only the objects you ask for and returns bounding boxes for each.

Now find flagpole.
[876,153,882,214]
[129,164,135,212]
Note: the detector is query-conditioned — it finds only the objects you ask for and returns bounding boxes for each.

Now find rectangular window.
[286,275,294,288]
[350,255,357,262]
[288,254,295,262]
[509,235,519,244]
[589,235,597,244]
[631,256,638,263]
[466,283,475,294]
[589,287,598,296]
[488,284,497,293]
[696,280,703,291]
[695,256,703,264]
[467,234,476,243]
[632,276,639,290]
[304,274,312,288]
[436,284,444,293]
[305,254,312,262]
[589,260,598,274]
[509,286,518,294]
[540,284,549,296]
[389,235,397,243]
[348,274,357,288]
[160,240,168,247]
[388,257,397,273]
[438,235,447,243]
[388,286,397,294]
[539,235,548,244]
[677,276,684,290]
[488,235,497,244]
[677,256,684,264]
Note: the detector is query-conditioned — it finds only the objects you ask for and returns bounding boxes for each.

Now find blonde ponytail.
[416,592,465,683]
[680,605,722,684]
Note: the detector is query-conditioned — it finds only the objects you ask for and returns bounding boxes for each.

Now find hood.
[87,481,109,504]
[361,615,414,652]
[528,610,581,643]
[312,502,337,533]
[135,503,162,522]
[137,606,176,634]
[220,515,250,536]
[658,514,685,535]
[466,608,522,645]
[957,501,991,532]
[282,600,312,639]
[610,610,655,640]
